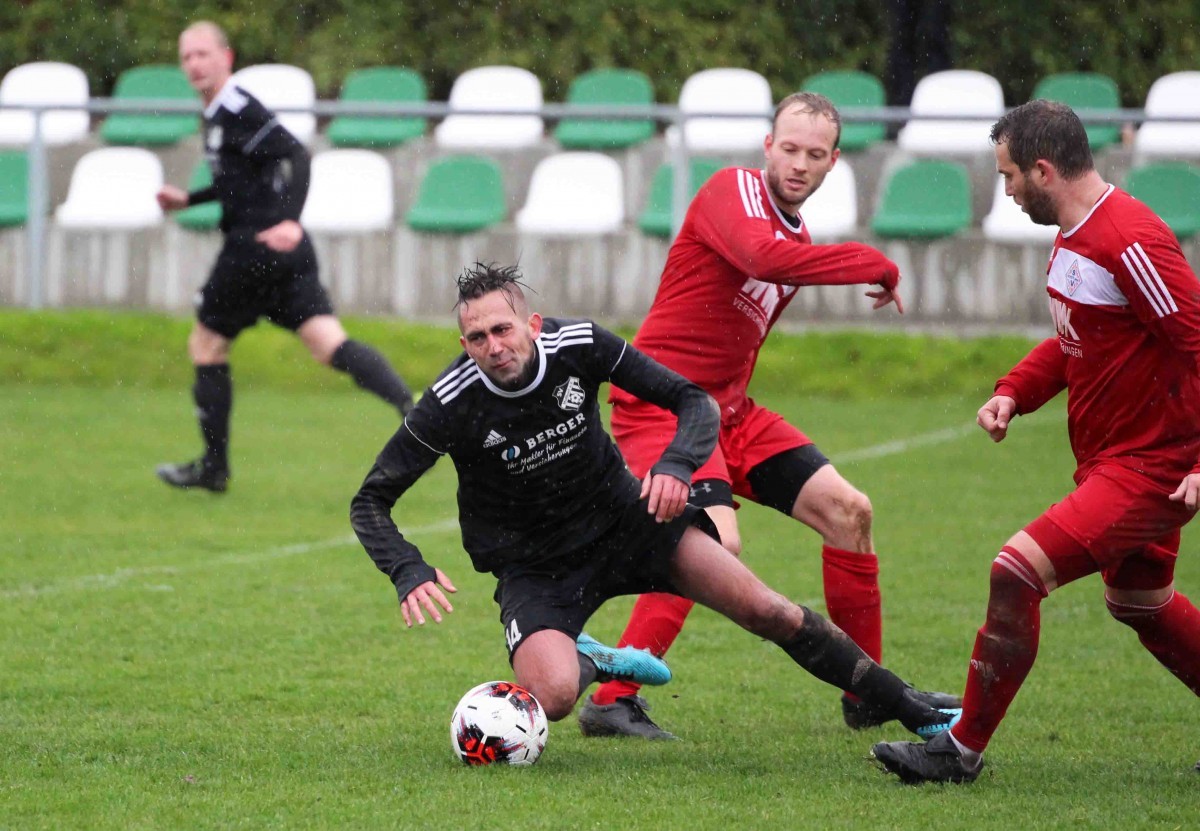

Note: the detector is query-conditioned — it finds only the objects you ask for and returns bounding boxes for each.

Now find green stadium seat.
[327,67,427,148]
[1126,162,1200,240]
[0,150,28,227]
[871,160,972,239]
[1032,72,1121,150]
[100,64,199,146]
[405,155,506,233]
[175,161,221,231]
[554,68,656,150]
[802,70,886,152]
[638,157,724,237]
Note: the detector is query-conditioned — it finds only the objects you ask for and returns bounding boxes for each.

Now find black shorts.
[495,499,720,661]
[196,230,334,339]
[690,443,831,514]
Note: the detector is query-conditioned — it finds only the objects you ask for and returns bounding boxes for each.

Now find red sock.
[1108,591,1200,695]
[951,547,1046,754]
[591,592,695,706]
[821,545,882,669]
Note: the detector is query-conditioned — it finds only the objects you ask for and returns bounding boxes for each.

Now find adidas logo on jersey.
[483,429,507,448]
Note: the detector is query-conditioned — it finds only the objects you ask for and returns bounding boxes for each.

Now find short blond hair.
[181,20,230,50]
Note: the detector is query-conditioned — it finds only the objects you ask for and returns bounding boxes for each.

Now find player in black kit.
[155,21,414,493]
[350,263,962,740]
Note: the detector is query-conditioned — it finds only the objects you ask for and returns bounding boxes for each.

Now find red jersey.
[995,185,1200,482]
[612,166,898,424]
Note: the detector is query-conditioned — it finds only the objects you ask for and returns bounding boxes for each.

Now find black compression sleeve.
[187,186,216,205]
[279,145,310,221]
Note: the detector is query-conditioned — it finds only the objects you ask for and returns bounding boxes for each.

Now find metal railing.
[0,98,1173,309]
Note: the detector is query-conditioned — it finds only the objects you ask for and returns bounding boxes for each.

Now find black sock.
[779,606,926,725]
[330,339,414,415]
[193,364,232,471]
[577,652,598,693]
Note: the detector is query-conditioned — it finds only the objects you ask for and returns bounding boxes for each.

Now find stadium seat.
[516,152,623,234]
[638,157,723,237]
[1134,71,1200,158]
[100,64,199,146]
[327,67,427,148]
[174,161,221,231]
[980,177,1058,244]
[55,147,163,229]
[1032,72,1121,151]
[301,150,393,233]
[231,64,317,144]
[801,159,859,241]
[896,70,1004,156]
[0,62,90,146]
[665,68,772,153]
[1126,162,1200,240]
[871,160,971,239]
[435,66,544,149]
[554,68,656,150]
[0,150,28,227]
[801,70,886,152]
[405,155,506,234]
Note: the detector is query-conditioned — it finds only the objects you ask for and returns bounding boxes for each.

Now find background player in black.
[154,21,415,492]
[351,263,961,738]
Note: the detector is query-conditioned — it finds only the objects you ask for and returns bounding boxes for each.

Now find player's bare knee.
[524,680,575,722]
[719,531,742,558]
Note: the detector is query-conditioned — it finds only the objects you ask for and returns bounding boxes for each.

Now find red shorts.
[1026,462,1194,591]
[611,397,810,500]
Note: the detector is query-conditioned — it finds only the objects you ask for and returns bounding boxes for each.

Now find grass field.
[2,314,1198,830]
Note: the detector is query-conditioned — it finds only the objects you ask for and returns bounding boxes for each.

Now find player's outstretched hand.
[866,286,905,314]
[641,471,689,524]
[1169,474,1200,511]
[156,185,189,212]
[977,395,1017,442]
[255,219,304,252]
[400,568,457,628]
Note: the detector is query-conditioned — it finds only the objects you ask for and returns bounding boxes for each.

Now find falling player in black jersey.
[350,262,961,739]
[154,21,415,493]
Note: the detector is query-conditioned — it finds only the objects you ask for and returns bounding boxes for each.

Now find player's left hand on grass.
[1169,474,1200,511]
[641,472,690,523]
[255,219,303,252]
[866,286,905,314]
[400,568,457,628]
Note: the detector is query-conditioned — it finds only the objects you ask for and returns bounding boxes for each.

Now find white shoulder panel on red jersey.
[735,168,769,220]
[1048,248,1127,307]
[1119,241,1179,318]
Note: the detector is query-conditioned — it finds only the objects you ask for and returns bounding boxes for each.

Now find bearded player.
[579,92,959,739]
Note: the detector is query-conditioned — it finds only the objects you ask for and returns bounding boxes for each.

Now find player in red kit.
[578,92,960,739]
[873,99,1200,783]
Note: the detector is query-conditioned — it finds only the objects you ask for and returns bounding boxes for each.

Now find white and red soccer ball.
[450,681,548,766]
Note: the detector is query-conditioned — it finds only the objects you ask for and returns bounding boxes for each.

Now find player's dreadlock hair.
[454,262,533,314]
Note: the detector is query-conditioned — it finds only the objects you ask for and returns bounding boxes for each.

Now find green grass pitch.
[1,314,1196,829]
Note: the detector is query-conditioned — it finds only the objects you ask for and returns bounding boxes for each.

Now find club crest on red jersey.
[1066,259,1083,296]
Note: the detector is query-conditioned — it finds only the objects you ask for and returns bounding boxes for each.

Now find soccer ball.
[450,681,548,766]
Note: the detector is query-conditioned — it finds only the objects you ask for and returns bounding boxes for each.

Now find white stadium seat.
[666,68,772,153]
[56,147,164,229]
[896,70,1005,156]
[231,64,317,144]
[1134,71,1200,158]
[800,159,858,241]
[435,66,544,149]
[301,149,394,233]
[0,62,90,146]
[516,152,624,234]
[981,177,1059,244]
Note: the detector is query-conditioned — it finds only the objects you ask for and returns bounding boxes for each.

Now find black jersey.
[351,318,719,601]
[188,82,311,233]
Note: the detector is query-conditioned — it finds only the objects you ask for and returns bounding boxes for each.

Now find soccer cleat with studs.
[575,633,672,687]
[578,694,677,740]
[872,730,983,784]
[843,685,962,730]
[155,459,230,493]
